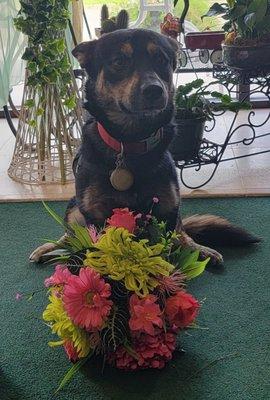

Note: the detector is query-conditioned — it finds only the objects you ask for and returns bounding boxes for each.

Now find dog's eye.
[155,52,169,66]
[111,55,128,68]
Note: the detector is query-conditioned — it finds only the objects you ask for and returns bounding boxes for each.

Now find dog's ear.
[166,37,179,71]
[72,40,98,72]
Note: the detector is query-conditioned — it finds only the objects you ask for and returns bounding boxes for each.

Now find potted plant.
[95,5,129,37]
[202,0,270,69]
[9,0,82,184]
[169,79,249,161]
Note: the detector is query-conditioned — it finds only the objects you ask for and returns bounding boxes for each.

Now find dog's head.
[72,29,178,141]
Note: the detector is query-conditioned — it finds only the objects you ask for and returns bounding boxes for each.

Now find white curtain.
[0,0,26,108]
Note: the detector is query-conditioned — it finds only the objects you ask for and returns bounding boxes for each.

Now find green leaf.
[65,236,84,252]
[181,249,201,270]
[42,201,66,229]
[247,0,268,22]
[181,258,210,280]
[227,4,248,21]
[244,13,256,30]
[100,306,129,352]
[20,1,34,14]
[69,223,93,249]
[24,99,35,108]
[22,47,35,61]
[201,3,228,19]
[28,119,37,128]
[259,16,270,33]
[227,0,235,7]
[36,108,44,116]
[27,61,37,73]
[172,247,210,280]
[222,21,232,31]
[55,38,66,53]
[123,343,140,360]
[192,79,205,89]
[55,356,90,394]
[64,95,76,110]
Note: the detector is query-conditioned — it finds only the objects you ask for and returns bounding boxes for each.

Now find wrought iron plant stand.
[176,63,270,189]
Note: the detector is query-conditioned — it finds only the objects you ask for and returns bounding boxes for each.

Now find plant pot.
[222,43,270,69]
[185,31,225,51]
[169,117,205,161]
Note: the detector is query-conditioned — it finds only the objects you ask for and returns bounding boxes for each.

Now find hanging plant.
[9,0,82,184]
[14,0,76,115]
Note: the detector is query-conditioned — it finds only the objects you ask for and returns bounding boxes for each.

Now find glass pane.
[83,0,140,39]
[83,0,224,39]
[174,0,224,32]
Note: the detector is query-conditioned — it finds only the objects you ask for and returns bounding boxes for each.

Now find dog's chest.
[80,179,180,225]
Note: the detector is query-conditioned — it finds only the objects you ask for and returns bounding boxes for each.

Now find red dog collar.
[97,123,164,154]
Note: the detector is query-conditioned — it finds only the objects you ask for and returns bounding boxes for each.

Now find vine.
[9,0,82,184]
[14,0,76,111]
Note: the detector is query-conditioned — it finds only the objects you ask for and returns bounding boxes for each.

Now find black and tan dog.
[30,29,259,263]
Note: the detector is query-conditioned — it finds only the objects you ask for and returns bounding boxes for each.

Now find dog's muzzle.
[140,80,167,111]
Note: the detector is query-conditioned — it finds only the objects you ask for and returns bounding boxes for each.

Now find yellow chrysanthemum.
[83,227,174,296]
[43,293,91,358]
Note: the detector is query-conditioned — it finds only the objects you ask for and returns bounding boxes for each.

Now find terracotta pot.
[222,43,270,69]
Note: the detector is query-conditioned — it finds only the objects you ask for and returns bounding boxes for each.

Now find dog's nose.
[142,84,164,101]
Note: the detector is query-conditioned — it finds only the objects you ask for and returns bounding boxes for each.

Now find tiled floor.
[0,108,270,202]
[179,109,270,197]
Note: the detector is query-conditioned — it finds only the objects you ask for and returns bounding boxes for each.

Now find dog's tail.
[182,214,261,247]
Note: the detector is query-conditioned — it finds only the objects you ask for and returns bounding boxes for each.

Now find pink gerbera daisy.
[44,265,72,288]
[63,267,113,331]
[129,294,163,335]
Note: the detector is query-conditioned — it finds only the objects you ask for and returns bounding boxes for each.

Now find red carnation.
[107,208,137,233]
[108,330,177,370]
[165,291,200,329]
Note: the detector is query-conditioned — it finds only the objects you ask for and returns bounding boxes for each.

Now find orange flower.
[107,208,137,233]
[129,294,163,335]
[165,291,200,329]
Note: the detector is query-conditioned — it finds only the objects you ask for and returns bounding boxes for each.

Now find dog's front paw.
[29,243,56,263]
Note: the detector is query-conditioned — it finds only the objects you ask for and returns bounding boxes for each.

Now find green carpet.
[0,198,269,400]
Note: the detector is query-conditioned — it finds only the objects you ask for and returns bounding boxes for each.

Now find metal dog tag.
[110,145,134,191]
[110,167,134,191]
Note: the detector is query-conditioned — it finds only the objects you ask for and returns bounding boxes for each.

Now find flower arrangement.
[160,13,182,39]
[41,201,209,392]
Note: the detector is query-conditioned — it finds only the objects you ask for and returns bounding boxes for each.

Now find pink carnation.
[129,294,163,335]
[63,267,113,331]
[44,265,72,288]
[109,330,177,370]
[107,208,138,233]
